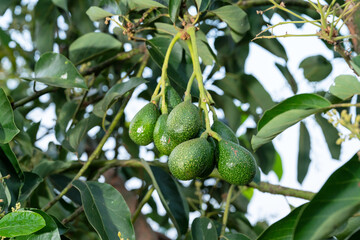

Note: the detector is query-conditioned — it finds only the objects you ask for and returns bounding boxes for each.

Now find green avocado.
[217,140,257,185]
[211,120,239,144]
[159,85,182,113]
[196,128,216,178]
[166,100,201,143]
[168,138,214,180]
[153,114,180,155]
[129,102,159,145]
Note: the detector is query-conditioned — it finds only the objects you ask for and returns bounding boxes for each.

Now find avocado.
[159,85,182,113]
[211,120,239,144]
[167,100,201,143]
[168,138,214,180]
[153,114,180,155]
[196,128,216,178]
[217,140,257,185]
[129,102,159,145]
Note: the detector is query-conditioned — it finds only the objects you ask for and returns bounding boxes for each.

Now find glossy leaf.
[254,142,276,175]
[195,0,210,12]
[299,55,332,82]
[140,159,183,237]
[294,153,360,239]
[86,6,114,21]
[0,88,19,143]
[329,75,360,100]
[220,233,251,240]
[131,0,167,9]
[102,77,147,112]
[73,180,135,240]
[275,63,298,93]
[34,0,57,53]
[0,144,24,207]
[69,32,122,64]
[315,113,340,159]
[17,209,61,240]
[257,204,307,240]
[0,211,46,237]
[169,0,181,23]
[22,53,87,89]
[19,172,43,202]
[52,0,68,11]
[151,166,189,235]
[297,122,311,184]
[350,55,360,75]
[211,5,250,35]
[252,94,331,151]
[191,217,218,240]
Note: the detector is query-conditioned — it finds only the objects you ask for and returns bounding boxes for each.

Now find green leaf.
[257,204,307,240]
[299,55,332,82]
[297,122,311,184]
[0,0,11,15]
[34,0,58,53]
[211,5,250,35]
[191,217,218,240]
[86,6,114,21]
[17,209,61,240]
[69,32,122,65]
[140,159,184,237]
[52,0,68,11]
[19,172,43,202]
[294,153,360,240]
[275,63,298,93]
[0,88,19,143]
[0,211,46,237]
[0,182,9,210]
[329,75,360,100]
[33,160,72,178]
[195,0,210,12]
[102,77,147,112]
[252,94,331,151]
[55,101,78,142]
[220,233,251,240]
[273,153,283,180]
[22,53,87,89]
[196,30,216,66]
[315,113,340,159]
[73,180,135,240]
[0,144,24,207]
[253,38,288,61]
[154,22,178,35]
[169,0,181,23]
[254,142,276,175]
[151,166,189,234]
[62,114,101,152]
[350,55,360,75]
[131,0,167,9]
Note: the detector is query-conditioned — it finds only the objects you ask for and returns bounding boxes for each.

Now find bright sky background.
[1,1,360,237]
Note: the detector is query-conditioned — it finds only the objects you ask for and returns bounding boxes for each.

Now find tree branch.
[237,0,313,9]
[12,86,57,109]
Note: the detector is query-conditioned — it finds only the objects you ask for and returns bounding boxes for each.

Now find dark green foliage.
[217,140,257,185]
[153,114,180,155]
[167,100,201,143]
[168,138,214,180]
[129,102,160,145]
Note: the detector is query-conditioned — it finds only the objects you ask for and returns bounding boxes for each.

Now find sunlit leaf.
[329,75,360,100]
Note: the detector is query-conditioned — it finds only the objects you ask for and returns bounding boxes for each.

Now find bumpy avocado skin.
[168,138,214,180]
[217,140,257,185]
[166,100,201,143]
[211,120,239,144]
[153,114,180,155]
[129,103,159,145]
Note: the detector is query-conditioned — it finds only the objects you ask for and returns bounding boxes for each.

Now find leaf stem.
[131,186,155,224]
[220,184,234,237]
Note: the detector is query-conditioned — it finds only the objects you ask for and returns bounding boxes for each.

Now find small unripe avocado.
[211,120,239,144]
[167,100,201,143]
[168,138,214,180]
[129,102,159,145]
[153,114,180,155]
[217,140,257,185]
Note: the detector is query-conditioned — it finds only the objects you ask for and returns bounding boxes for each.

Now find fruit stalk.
[184,71,196,101]
[131,186,155,224]
[186,26,222,141]
[220,184,235,237]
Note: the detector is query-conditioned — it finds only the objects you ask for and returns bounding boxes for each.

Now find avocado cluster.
[129,86,257,185]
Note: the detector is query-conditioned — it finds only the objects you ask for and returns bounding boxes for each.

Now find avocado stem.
[184,71,196,101]
[155,31,181,114]
[220,184,235,237]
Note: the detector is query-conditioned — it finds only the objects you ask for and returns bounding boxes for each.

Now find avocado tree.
[0,0,360,239]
